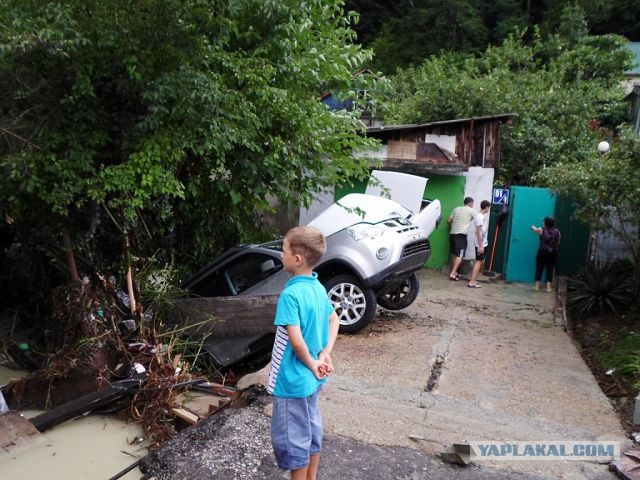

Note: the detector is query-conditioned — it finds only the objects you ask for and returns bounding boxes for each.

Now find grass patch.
[601,332,640,390]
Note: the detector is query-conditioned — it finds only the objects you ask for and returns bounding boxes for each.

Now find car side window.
[189,270,234,297]
[224,254,282,295]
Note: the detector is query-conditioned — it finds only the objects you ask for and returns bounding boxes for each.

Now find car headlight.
[376,247,389,260]
[347,224,384,241]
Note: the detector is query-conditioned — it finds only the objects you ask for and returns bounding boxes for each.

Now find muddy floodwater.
[1,365,146,480]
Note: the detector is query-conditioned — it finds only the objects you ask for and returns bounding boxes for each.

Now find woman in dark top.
[530,217,561,292]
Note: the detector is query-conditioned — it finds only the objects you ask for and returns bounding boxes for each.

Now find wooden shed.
[366,114,514,174]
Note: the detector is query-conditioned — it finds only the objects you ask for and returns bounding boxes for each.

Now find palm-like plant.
[567,261,633,318]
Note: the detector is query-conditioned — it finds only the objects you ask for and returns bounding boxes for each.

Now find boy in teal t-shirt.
[267,226,339,480]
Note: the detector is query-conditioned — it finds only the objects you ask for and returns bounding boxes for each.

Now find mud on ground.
[142,270,629,480]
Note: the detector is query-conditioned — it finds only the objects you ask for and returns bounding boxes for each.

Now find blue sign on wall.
[492,188,510,205]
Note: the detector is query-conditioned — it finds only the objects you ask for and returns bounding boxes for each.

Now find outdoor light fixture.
[597,140,610,153]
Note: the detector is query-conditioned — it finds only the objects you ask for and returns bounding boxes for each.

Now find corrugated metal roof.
[366,114,515,134]
[626,42,640,75]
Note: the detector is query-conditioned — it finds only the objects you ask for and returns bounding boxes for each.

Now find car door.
[223,252,288,296]
[187,251,285,298]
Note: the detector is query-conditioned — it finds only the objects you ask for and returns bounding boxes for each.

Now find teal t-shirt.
[267,273,334,398]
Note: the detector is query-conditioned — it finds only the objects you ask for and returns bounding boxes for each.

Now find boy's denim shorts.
[271,386,323,471]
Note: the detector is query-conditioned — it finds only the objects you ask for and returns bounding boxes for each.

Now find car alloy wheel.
[324,274,376,333]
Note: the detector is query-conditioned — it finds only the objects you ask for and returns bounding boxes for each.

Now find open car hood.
[365,170,427,213]
[308,193,411,237]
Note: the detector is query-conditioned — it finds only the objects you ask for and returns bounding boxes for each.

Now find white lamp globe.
[597,141,610,153]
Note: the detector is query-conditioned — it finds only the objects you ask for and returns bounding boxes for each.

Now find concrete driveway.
[141,269,628,480]
[321,269,627,479]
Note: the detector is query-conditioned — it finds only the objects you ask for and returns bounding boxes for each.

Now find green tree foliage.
[368,0,489,73]
[539,126,640,298]
[0,0,377,281]
[374,8,631,184]
[346,0,639,73]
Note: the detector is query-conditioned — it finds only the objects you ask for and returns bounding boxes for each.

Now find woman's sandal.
[467,283,482,288]
[449,274,461,281]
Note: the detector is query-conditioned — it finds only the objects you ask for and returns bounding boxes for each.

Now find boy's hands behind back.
[310,359,331,379]
[317,351,334,378]
[285,324,335,379]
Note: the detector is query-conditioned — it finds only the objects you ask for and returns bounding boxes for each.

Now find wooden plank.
[387,140,418,160]
[171,407,199,425]
[29,378,141,432]
[416,143,459,164]
[166,294,278,337]
[175,392,230,419]
[384,159,467,174]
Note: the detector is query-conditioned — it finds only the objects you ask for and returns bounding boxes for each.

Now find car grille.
[396,225,420,234]
[401,239,431,258]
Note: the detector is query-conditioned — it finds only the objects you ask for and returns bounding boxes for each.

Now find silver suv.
[183,171,441,334]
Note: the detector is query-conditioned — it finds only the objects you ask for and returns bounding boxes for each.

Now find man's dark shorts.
[475,247,486,261]
[450,233,467,258]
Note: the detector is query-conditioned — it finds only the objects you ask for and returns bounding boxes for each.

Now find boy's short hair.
[480,200,491,210]
[464,197,474,206]
[284,226,327,267]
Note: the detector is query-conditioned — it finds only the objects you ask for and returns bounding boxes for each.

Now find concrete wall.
[299,189,335,226]
[457,167,495,260]
[459,167,494,208]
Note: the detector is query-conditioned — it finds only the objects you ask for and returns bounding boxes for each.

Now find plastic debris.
[119,319,137,332]
[0,390,9,413]
[115,290,131,310]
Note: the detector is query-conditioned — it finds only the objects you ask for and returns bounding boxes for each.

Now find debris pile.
[0,271,244,447]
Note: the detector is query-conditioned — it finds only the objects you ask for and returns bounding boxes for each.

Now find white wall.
[461,167,494,206]
[454,167,495,259]
[299,189,335,226]
[424,134,456,153]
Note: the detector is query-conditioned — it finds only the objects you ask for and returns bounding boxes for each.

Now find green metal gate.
[553,196,590,275]
[504,186,556,282]
[486,187,590,281]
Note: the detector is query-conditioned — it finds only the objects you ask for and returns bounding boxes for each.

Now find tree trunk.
[62,231,80,283]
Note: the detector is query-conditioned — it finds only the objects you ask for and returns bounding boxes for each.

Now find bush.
[601,332,640,390]
[567,261,633,318]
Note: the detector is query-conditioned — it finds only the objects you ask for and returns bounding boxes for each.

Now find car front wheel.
[324,274,376,334]
[376,272,420,310]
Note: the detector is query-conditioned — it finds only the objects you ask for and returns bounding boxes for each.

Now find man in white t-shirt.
[468,200,491,288]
